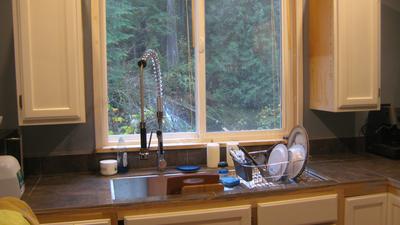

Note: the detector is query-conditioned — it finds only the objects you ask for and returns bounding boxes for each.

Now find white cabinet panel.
[42,218,111,225]
[257,194,338,225]
[12,0,86,125]
[124,205,251,225]
[337,0,380,110]
[309,0,380,112]
[388,193,400,225]
[345,193,387,225]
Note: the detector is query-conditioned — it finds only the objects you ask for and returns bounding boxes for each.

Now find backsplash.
[23,137,365,176]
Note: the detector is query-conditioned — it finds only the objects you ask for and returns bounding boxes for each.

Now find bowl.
[287,144,306,179]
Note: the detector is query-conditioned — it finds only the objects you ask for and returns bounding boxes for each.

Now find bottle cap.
[218,161,228,168]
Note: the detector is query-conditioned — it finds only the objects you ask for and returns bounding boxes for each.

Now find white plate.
[267,144,288,181]
[286,125,309,179]
[287,144,306,179]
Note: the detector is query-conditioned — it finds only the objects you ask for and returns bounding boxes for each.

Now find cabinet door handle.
[19,95,23,109]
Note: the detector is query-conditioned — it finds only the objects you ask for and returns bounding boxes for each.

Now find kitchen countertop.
[22,152,400,214]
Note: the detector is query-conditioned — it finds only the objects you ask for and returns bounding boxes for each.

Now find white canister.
[100,159,118,176]
[0,155,24,198]
[207,143,220,168]
[226,142,239,167]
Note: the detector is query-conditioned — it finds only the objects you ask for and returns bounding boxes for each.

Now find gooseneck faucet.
[137,49,167,171]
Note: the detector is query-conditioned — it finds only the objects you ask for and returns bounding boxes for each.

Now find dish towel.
[0,197,39,225]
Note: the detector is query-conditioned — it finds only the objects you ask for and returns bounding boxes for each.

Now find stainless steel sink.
[110,169,329,202]
[110,171,212,202]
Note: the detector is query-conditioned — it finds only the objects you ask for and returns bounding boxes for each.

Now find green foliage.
[107,0,281,135]
[205,0,282,131]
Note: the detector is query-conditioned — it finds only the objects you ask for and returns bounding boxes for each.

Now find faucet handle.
[139,131,153,160]
[139,149,149,160]
[148,131,153,149]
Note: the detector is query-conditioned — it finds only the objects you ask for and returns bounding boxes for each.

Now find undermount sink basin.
[110,169,330,202]
[110,171,220,202]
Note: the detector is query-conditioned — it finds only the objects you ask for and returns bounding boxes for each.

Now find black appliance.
[0,129,23,171]
[365,104,400,159]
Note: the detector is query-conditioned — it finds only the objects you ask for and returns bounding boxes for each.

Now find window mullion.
[194,0,206,141]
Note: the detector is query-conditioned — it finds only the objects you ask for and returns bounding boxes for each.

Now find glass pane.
[205,0,282,132]
[106,0,195,135]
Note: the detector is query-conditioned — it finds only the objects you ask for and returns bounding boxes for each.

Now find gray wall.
[355,4,400,134]
[0,0,18,130]
[380,4,400,107]
[0,1,398,157]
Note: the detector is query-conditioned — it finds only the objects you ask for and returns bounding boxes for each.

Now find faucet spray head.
[138,59,147,68]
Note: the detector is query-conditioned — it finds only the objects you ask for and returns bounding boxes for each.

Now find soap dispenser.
[117,137,128,173]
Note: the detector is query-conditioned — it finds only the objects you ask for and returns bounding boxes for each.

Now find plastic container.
[0,155,24,198]
[226,142,239,167]
[100,159,118,176]
[207,143,220,168]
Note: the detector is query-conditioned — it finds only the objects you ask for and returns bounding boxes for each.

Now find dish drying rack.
[230,149,306,188]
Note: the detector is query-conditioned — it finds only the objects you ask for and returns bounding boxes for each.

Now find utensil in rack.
[238,146,270,178]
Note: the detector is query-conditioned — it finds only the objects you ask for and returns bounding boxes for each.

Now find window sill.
[95,139,286,154]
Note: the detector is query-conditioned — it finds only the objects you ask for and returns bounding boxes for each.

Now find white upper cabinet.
[309,0,381,112]
[12,0,86,125]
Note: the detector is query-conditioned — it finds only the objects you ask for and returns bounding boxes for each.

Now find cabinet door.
[345,193,387,225]
[42,218,111,225]
[12,0,86,125]
[124,205,251,225]
[337,0,380,110]
[257,194,338,225]
[388,193,400,225]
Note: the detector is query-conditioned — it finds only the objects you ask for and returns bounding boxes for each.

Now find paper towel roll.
[207,143,220,168]
[226,142,239,167]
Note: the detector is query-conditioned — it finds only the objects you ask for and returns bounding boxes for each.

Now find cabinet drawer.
[257,194,338,225]
[124,205,251,225]
[42,218,111,225]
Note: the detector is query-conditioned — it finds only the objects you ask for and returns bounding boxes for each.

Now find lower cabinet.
[344,193,387,225]
[42,219,111,225]
[124,205,251,225]
[388,193,400,225]
[257,194,338,225]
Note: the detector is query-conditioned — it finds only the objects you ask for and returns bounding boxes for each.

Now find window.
[106,0,196,136]
[92,0,303,149]
[205,0,282,132]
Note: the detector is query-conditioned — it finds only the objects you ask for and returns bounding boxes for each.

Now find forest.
[106,0,282,136]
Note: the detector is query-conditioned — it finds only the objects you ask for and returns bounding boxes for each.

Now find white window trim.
[91,0,304,150]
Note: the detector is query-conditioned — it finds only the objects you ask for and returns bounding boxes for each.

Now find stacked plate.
[267,125,309,180]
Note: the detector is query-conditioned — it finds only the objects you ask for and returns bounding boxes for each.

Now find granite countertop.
[22,152,400,214]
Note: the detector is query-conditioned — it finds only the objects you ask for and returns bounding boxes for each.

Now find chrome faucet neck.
[137,49,166,171]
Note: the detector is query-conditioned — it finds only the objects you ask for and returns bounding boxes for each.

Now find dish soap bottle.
[117,137,128,173]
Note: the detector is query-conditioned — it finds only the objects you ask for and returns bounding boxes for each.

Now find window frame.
[91,0,304,150]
